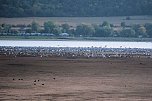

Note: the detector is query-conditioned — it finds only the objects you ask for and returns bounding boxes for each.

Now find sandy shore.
[0,56,152,101]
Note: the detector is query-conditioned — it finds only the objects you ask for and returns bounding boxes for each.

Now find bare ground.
[0,56,152,101]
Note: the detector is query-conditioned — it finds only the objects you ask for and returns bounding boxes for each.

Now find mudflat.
[0,56,152,101]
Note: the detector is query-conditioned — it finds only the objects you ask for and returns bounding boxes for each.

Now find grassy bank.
[0,36,152,42]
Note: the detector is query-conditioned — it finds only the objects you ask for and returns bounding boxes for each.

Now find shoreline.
[0,56,152,100]
[0,36,152,42]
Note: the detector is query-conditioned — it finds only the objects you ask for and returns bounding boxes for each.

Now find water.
[0,40,152,49]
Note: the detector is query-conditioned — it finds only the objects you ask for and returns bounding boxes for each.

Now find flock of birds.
[0,46,152,58]
[12,78,56,86]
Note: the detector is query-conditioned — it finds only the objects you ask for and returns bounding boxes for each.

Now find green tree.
[0,26,2,33]
[44,21,56,33]
[61,23,70,33]
[138,26,148,37]
[31,21,39,32]
[121,22,126,28]
[3,24,11,33]
[101,21,110,27]
[120,28,136,37]
[75,24,95,37]
[52,26,61,36]
[132,24,148,38]
[68,29,75,36]
[145,23,152,38]
[93,24,113,37]
[25,29,32,33]
[101,27,114,37]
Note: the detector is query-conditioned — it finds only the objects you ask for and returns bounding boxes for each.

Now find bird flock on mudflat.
[0,46,152,58]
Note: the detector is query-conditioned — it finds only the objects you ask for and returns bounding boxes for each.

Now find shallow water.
[0,40,152,49]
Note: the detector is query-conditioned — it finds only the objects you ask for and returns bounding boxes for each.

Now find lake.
[0,40,152,49]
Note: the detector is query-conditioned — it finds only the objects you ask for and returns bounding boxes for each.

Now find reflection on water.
[0,40,152,49]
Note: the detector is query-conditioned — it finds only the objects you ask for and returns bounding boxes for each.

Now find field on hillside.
[0,16,152,26]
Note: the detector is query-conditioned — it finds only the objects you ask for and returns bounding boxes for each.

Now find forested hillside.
[0,0,152,17]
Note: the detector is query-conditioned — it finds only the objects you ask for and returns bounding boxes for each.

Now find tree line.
[0,21,152,38]
[0,0,152,17]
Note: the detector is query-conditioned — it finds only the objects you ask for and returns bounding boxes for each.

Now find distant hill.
[0,0,152,17]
